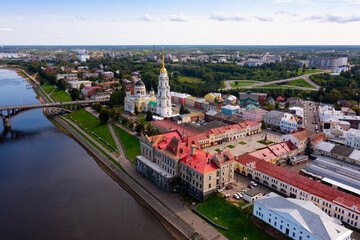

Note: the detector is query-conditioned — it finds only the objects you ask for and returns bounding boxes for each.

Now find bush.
[99,109,110,124]
[93,103,102,112]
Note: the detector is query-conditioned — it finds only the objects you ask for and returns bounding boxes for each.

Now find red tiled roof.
[236,156,360,212]
[277,96,285,101]
[152,119,201,136]
[180,150,218,174]
[205,120,260,136]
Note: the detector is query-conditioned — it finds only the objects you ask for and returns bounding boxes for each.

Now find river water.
[0,69,172,240]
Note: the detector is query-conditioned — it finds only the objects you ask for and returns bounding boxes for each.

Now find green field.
[254,83,292,89]
[298,69,322,75]
[51,89,72,102]
[196,194,275,240]
[230,81,258,88]
[67,109,117,152]
[178,75,203,83]
[113,125,141,163]
[42,84,56,94]
[137,117,151,126]
[286,79,316,89]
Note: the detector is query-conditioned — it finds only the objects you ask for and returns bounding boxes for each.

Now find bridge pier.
[3,117,11,129]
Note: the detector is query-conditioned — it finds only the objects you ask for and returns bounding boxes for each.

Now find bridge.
[0,99,109,128]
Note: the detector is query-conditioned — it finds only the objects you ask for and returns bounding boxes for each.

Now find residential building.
[194,98,206,109]
[81,86,101,97]
[179,112,205,123]
[282,130,324,154]
[244,108,267,123]
[56,73,78,81]
[287,97,303,108]
[205,112,243,125]
[267,96,275,106]
[223,95,238,105]
[83,72,100,79]
[308,56,348,68]
[102,71,114,80]
[341,107,356,116]
[262,110,284,129]
[204,93,222,102]
[280,113,298,133]
[90,92,111,100]
[185,96,197,108]
[247,141,298,164]
[68,80,91,89]
[236,155,360,229]
[253,192,352,240]
[171,92,191,105]
[239,92,267,105]
[345,128,360,149]
[221,105,240,116]
[79,53,90,62]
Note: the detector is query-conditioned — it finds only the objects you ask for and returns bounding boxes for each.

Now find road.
[303,100,321,132]
[222,71,325,91]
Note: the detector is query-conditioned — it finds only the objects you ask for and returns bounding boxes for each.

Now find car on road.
[237,192,244,198]
[250,181,257,187]
[248,184,254,189]
[217,188,223,193]
[241,189,247,193]
[224,194,230,199]
[312,121,315,124]
[226,185,233,190]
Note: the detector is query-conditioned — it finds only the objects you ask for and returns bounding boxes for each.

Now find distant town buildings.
[307,56,348,68]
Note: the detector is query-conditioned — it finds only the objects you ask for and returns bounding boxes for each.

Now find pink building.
[243,108,268,122]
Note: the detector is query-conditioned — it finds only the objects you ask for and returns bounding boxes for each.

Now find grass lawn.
[113,125,141,163]
[67,109,117,152]
[42,84,56,94]
[51,89,72,102]
[257,140,275,145]
[178,75,203,83]
[239,141,247,145]
[227,145,235,149]
[230,81,258,88]
[137,117,151,126]
[196,194,275,240]
[286,79,316,89]
[298,69,322,75]
[254,83,292,89]
[214,148,220,152]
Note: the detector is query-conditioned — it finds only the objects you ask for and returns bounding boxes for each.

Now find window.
[293,232,296,238]
[209,183,211,189]
[209,176,212,180]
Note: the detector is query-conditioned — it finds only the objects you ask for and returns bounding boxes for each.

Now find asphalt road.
[303,100,321,132]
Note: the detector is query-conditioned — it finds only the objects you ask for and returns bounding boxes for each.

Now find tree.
[93,103,102,112]
[69,88,80,101]
[107,90,125,107]
[146,110,153,121]
[134,104,138,115]
[80,83,85,90]
[99,109,110,123]
[179,104,190,114]
[135,123,144,135]
[351,106,359,115]
[57,79,67,90]
[261,120,267,130]
[275,101,280,110]
[302,64,306,73]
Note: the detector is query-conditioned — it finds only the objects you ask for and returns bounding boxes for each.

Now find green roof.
[148,101,157,107]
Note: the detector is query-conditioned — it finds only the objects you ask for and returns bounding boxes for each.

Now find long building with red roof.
[236,155,360,229]
[152,119,261,148]
[137,130,235,201]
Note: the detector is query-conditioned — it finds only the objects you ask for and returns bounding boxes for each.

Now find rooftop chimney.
[190,144,196,156]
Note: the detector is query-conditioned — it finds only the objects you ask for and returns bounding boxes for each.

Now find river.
[0,69,173,240]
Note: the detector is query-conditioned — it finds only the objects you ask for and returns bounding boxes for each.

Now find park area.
[196,194,275,240]
[229,81,258,88]
[51,89,72,102]
[67,109,117,152]
[178,75,203,83]
[113,125,141,163]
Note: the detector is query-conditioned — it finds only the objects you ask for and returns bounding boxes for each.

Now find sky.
[0,0,360,45]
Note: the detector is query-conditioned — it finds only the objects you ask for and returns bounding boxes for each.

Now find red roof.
[237,156,360,212]
[152,120,201,136]
[247,141,297,161]
[205,120,260,136]
[83,86,101,91]
[276,96,285,101]
[180,150,218,174]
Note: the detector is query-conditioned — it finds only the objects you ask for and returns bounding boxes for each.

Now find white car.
[236,192,244,198]
[250,181,258,187]
[217,188,223,193]
[233,194,240,200]
[224,194,230,199]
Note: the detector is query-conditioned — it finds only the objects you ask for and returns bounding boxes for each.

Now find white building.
[156,55,172,117]
[254,192,352,240]
[79,53,90,62]
[345,128,360,150]
[68,80,91,89]
[280,113,298,133]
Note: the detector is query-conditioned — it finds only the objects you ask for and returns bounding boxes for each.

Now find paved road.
[222,71,325,91]
[303,100,321,132]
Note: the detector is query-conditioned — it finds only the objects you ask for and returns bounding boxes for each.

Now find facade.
[223,95,238,105]
[308,57,348,68]
[124,80,156,113]
[243,108,268,122]
[68,80,91,89]
[282,130,324,154]
[247,141,298,164]
[345,128,360,150]
[185,96,197,108]
[239,91,267,105]
[254,192,352,240]
[280,113,298,133]
[243,188,263,203]
[136,131,235,200]
[90,92,111,100]
[171,92,191,105]
[81,86,101,97]
[56,73,78,81]
[204,92,222,102]
[236,155,360,229]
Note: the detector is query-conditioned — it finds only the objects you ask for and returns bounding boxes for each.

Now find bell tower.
[156,50,172,117]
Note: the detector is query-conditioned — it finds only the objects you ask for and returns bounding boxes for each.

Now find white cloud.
[0,28,11,32]
[57,34,64,38]
[138,14,160,22]
[210,12,247,21]
[254,16,273,22]
[170,13,187,22]
[305,14,360,23]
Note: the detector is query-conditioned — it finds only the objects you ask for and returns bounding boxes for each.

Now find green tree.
[99,109,110,123]
[93,103,102,112]
[69,88,80,101]
[275,101,280,110]
[146,110,153,121]
[179,104,190,114]
[261,120,267,129]
[135,123,144,135]
[134,104,138,115]
[80,83,85,90]
[57,79,67,90]
[302,64,306,73]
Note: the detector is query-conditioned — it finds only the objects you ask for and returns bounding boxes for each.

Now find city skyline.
[0,0,360,45]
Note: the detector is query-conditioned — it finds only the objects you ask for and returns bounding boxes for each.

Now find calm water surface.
[0,69,172,240]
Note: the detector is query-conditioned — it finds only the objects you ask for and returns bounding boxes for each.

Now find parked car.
[226,185,233,190]
[224,194,230,199]
[233,194,240,200]
[217,188,223,193]
[248,185,254,189]
[250,181,257,187]
[237,192,244,198]
[241,189,247,193]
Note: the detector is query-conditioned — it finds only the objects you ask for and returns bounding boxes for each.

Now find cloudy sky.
[0,0,360,45]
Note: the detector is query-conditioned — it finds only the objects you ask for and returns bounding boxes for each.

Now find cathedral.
[124,54,172,117]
